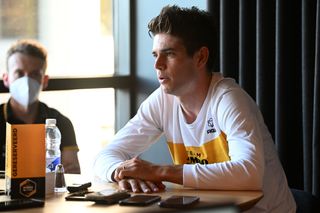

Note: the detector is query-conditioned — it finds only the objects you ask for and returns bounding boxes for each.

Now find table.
[0,174,263,212]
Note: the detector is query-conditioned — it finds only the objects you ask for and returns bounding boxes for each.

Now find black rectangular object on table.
[85,190,131,204]
[0,199,44,211]
[119,195,161,206]
[158,195,200,208]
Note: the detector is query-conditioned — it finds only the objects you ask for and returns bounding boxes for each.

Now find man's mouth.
[158,76,168,84]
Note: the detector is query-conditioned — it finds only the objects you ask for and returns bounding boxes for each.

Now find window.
[0,0,114,77]
[0,0,132,177]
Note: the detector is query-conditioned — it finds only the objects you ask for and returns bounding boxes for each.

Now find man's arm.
[93,88,165,182]
[61,150,81,174]
[50,107,80,174]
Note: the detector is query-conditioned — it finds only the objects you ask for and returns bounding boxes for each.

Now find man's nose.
[154,56,165,71]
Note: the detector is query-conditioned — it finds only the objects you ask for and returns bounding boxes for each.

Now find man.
[0,39,80,174]
[94,5,296,212]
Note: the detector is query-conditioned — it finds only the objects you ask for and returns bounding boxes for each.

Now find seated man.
[94,5,296,212]
[0,39,80,174]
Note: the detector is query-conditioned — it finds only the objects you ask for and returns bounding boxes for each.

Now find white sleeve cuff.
[106,162,122,182]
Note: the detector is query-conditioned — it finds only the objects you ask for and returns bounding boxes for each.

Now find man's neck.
[9,99,39,124]
[179,73,212,124]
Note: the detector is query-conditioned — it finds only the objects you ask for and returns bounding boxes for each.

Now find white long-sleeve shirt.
[94,73,296,212]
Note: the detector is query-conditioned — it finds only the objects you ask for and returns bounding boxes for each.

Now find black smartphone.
[85,189,131,204]
[0,199,44,211]
[65,190,93,201]
[158,195,200,208]
[119,195,161,206]
[67,182,92,193]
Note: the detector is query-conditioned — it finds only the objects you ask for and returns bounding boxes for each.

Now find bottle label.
[46,157,61,172]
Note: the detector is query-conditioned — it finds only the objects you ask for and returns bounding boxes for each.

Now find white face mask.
[9,76,42,109]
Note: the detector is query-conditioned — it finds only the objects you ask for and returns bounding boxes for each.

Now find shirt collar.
[5,99,46,124]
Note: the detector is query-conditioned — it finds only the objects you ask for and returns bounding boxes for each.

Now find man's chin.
[161,85,172,94]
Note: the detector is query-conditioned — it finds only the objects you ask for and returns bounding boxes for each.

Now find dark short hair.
[148,5,217,72]
[6,39,47,72]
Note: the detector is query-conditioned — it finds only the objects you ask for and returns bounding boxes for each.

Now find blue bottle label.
[47,157,61,172]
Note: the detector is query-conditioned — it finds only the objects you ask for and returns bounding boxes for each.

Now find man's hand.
[112,156,183,192]
[113,157,166,193]
[118,178,166,193]
[114,157,162,182]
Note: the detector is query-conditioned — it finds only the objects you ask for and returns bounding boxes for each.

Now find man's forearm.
[157,165,183,184]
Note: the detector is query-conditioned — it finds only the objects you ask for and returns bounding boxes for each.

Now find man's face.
[5,52,46,86]
[152,33,199,97]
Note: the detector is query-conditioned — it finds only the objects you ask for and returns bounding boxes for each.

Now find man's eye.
[14,72,24,78]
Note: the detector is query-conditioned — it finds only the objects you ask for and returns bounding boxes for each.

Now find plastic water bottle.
[45,118,61,172]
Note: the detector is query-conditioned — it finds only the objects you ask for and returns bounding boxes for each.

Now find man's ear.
[2,72,10,88]
[42,74,49,90]
[195,47,209,69]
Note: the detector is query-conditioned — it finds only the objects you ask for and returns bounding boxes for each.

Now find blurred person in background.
[0,39,80,174]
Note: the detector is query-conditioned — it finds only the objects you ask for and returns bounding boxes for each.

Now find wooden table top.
[0,174,263,212]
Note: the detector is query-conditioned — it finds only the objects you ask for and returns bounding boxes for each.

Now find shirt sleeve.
[183,88,265,190]
[93,88,164,182]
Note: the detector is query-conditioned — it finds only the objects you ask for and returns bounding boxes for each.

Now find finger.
[116,163,128,181]
[118,179,131,192]
[128,179,141,193]
[145,180,160,192]
[113,168,121,182]
[137,179,152,193]
[155,182,166,190]
[114,165,126,181]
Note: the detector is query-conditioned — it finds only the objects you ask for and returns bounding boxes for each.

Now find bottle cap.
[46,118,57,125]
